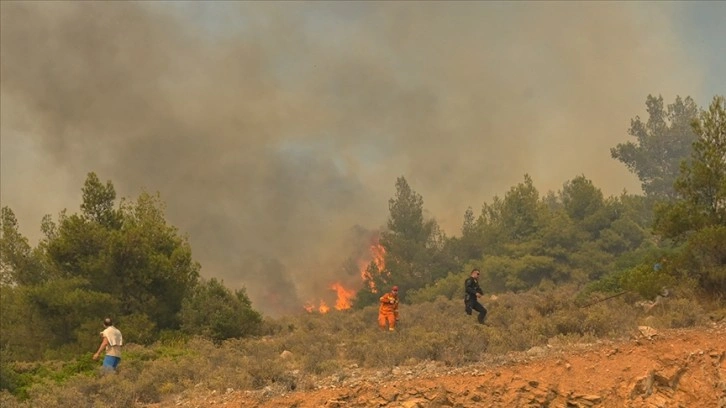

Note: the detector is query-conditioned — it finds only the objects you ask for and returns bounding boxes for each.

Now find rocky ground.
[148,322,725,408]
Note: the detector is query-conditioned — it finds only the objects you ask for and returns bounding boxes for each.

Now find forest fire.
[304,300,330,314]
[331,282,355,310]
[303,282,356,314]
[304,239,387,314]
[361,241,386,290]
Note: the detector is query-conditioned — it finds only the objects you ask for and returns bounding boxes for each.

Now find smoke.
[0,2,703,315]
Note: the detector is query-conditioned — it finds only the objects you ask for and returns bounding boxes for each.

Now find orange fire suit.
[378,291,399,331]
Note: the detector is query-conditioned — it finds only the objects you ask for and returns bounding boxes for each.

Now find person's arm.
[93,336,109,360]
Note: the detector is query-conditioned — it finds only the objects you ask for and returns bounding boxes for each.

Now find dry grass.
[1,286,718,407]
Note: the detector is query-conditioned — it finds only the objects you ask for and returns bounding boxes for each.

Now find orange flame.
[331,282,355,310]
[304,299,331,314]
[304,282,356,314]
[303,237,386,314]
[361,241,386,291]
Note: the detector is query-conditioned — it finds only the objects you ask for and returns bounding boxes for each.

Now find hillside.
[148,322,725,408]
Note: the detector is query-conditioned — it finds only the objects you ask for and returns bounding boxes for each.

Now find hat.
[392,286,399,291]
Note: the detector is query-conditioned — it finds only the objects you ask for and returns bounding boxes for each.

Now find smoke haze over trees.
[0,2,719,315]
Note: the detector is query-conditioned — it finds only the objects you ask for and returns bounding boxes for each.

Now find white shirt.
[101,326,123,357]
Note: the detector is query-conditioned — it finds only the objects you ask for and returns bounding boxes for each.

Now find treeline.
[355,95,725,306]
[1,95,724,366]
[0,175,262,362]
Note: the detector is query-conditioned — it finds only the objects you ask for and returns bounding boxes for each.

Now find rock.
[579,394,602,403]
[378,388,400,401]
[428,388,454,405]
[280,350,293,359]
[324,399,345,407]
[401,398,428,408]
[638,326,658,339]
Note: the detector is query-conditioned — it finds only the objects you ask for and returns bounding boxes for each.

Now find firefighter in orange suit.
[378,286,399,331]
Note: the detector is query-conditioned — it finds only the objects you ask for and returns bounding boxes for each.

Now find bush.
[180,279,262,343]
[620,263,676,299]
[1,285,717,407]
[407,271,467,303]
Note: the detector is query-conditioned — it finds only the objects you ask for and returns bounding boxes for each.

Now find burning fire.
[304,238,387,314]
[360,240,386,293]
[303,282,356,314]
[331,282,355,310]
[304,300,330,314]
[361,241,386,291]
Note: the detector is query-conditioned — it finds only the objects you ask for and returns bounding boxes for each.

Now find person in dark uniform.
[464,268,487,324]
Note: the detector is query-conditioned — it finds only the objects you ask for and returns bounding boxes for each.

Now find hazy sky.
[1,1,724,315]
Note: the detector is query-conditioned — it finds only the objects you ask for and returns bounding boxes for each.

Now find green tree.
[611,95,699,200]
[560,175,619,241]
[406,270,468,303]
[452,207,484,263]
[0,207,45,286]
[499,174,541,241]
[180,278,262,343]
[376,177,441,298]
[655,96,726,295]
[619,262,676,299]
[474,197,507,256]
[655,96,726,238]
[468,175,563,291]
[24,278,118,350]
[80,172,122,229]
[0,285,48,360]
[1,173,265,359]
[37,174,201,343]
[680,226,726,295]
[561,175,603,222]
[45,212,110,282]
[109,191,200,329]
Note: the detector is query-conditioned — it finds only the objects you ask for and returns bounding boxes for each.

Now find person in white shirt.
[93,317,123,372]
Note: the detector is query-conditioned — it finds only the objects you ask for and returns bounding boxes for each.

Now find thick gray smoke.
[0,2,702,315]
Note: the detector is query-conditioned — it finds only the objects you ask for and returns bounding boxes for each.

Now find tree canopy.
[611,95,699,201]
[654,96,726,295]
[0,173,263,360]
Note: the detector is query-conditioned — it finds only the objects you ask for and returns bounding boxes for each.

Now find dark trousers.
[465,301,488,324]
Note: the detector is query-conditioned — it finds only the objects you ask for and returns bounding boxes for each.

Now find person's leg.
[102,356,120,372]
[388,313,396,331]
[473,302,487,324]
[378,313,387,330]
[465,301,473,315]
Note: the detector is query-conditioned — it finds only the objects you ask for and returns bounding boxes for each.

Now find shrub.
[620,263,676,299]
[1,285,717,407]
